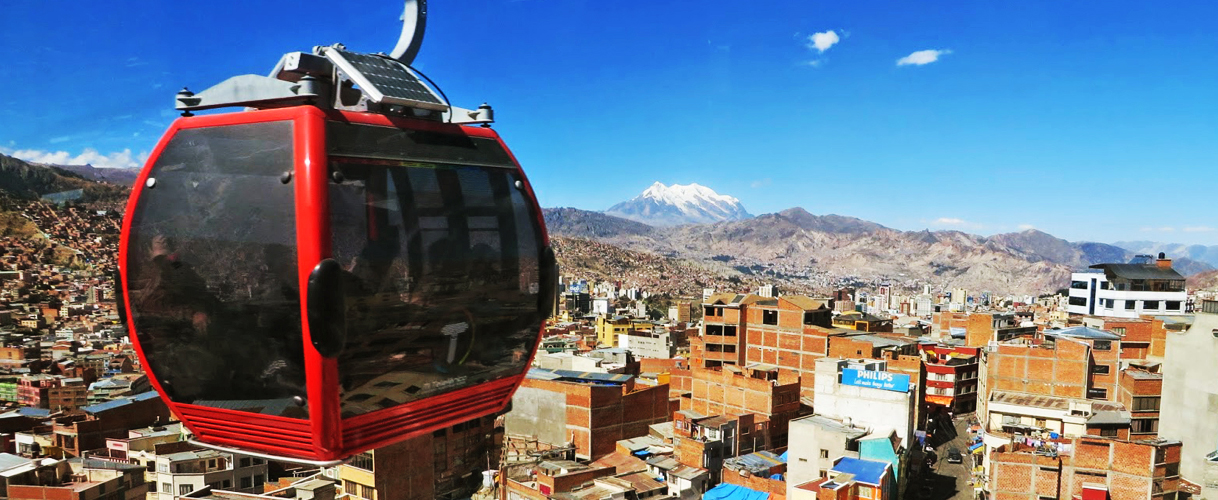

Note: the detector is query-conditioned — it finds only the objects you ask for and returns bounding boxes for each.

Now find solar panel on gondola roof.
[326,49,447,110]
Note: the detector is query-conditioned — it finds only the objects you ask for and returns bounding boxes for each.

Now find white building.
[813,358,917,447]
[153,449,268,500]
[786,414,867,496]
[591,297,614,316]
[619,331,674,359]
[1067,256,1187,318]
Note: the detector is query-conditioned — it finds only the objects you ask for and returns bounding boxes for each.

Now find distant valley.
[546,206,1215,297]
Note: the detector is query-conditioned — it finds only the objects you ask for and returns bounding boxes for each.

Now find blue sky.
[3,1,1218,245]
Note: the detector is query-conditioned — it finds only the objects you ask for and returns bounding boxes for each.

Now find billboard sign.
[841,368,911,393]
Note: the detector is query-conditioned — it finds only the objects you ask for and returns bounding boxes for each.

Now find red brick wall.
[723,469,786,500]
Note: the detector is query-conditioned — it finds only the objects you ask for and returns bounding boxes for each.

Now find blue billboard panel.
[841,368,911,393]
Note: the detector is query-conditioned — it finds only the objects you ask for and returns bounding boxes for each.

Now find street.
[913,415,975,500]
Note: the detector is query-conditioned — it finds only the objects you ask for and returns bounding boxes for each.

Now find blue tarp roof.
[779,451,788,462]
[969,442,984,452]
[831,457,889,486]
[702,483,769,500]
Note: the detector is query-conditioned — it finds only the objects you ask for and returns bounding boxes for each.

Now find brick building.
[1082,316,1169,362]
[334,412,502,500]
[683,366,800,449]
[52,392,172,457]
[1116,368,1162,439]
[988,435,1181,500]
[504,370,673,461]
[982,327,1121,415]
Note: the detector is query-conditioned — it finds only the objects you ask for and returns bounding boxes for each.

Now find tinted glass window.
[328,157,543,417]
[125,122,307,417]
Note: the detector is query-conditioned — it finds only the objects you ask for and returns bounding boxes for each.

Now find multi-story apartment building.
[152,449,267,500]
[920,345,981,414]
[1117,368,1162,439]
[336,413,504,500]
[1068,255,1188,318]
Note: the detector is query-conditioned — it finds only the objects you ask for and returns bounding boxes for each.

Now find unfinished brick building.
[685,366,801,449]
[988,435,1181,500]
[1116,368,1162,439]
[505,372,674,461]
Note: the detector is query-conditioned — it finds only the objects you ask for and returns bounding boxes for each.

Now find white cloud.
[1018,224,1036,230]
[897,49,951,66]
[0,146,147,169]
[48,136,70,144]
[808,30,840,53]
[1184,226,1215,233]
[1141,226,1176,232]
[932,217,985,230]
[751,178,772,188]
[804,60,823,67]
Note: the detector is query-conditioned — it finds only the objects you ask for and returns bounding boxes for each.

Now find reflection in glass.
[125,122,308,418]
[329,158,543,417]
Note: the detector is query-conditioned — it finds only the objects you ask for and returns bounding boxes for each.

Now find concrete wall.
[786,417,862,500]
[504,386,569,448]
[813,359,915,446]
[1160,310,1218,496]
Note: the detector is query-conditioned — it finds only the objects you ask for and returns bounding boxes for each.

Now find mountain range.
[545,206,1215,296]
[605,182,751,226]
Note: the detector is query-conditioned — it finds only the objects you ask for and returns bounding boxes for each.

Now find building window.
[1166,301,1181,311]
[254,475,265,487]
[1087,388,1107,400]
[1092,340,1112,351]
[1068,297,1087,306]
[1091,365,1110,375]
[241,477,253,489]
[1103,299,1115,309]
[361,485,375,500]
[1125,300,1136,310]
[161,483,170,493]
[224,480,231,488]
[820,449,829,459]
[239,457,251,468]
[1099,427,1119,437]
[1131,418,1159,434]
[1035,418,1046,428]
[724,326,737,337]
[1071,281,1088,290]
[180,485,194,495]
[762,310,778,325]
[344,480,357,495]
[1133,397,1161,412]
[349,452,374,472]
[1111,327,1125,335]
[1144,301,1160,310]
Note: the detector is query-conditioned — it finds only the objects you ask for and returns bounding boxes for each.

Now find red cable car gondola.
[118,1,555,464]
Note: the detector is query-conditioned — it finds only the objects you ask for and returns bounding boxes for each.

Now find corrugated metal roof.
[529,368,632,384]
[782,296,831,311]
[1090,263,1185,281]
[82,392,159,415]
[1048,326,1122,341]
[723,450,785,474]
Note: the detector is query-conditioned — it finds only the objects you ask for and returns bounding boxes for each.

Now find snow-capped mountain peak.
[605,182,752,226]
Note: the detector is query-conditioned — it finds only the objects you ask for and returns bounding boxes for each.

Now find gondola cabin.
[119,43,555,463]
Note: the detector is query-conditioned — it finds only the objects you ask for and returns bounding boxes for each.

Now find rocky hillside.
[0,154,129,203]
[544,207,1211,296]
